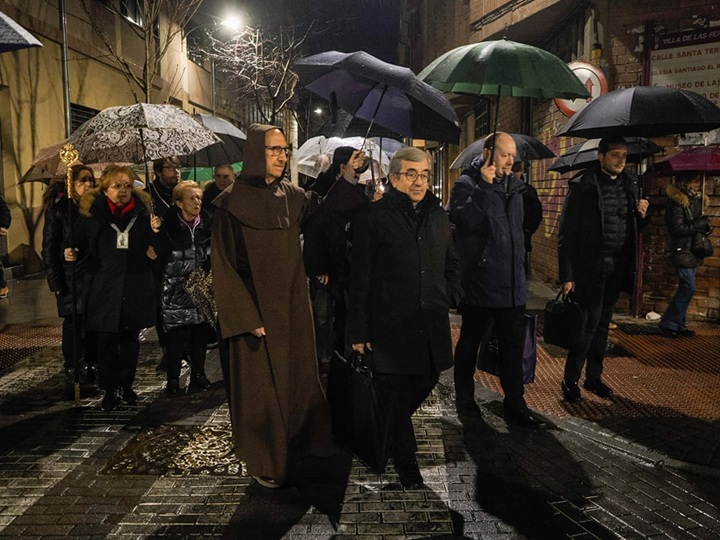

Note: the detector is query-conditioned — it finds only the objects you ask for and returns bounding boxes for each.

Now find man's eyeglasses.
[265,146,292,157]
[107,183,134,191]
[395,170,432,183]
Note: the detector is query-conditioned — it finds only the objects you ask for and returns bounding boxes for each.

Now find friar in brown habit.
[211,124,334,488]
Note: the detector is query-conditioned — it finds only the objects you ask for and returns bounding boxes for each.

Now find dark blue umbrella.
[295,51,461,144]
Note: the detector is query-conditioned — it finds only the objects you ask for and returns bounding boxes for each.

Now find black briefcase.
[543,292,587,350]
[326,350,395,474]
[477,314,538,384]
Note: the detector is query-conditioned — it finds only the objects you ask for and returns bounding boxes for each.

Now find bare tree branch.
[80,0,203,103]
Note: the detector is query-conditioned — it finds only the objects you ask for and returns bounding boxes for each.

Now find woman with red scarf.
[66,165,161,411]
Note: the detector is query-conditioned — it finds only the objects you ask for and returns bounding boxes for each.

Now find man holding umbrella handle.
[450,132,545,428]
[558,136,650,404]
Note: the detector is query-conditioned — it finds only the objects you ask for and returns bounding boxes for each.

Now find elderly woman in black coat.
[156,180,213,394]
[42,165,98,383]
[66,164,161,411]
[347,147,461,489]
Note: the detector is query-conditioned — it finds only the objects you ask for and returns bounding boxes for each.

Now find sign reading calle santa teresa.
[650,28,720,106]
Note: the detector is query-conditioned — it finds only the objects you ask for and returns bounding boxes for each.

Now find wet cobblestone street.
[1,276,719,539]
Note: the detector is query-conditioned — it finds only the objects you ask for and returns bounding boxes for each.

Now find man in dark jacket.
[147,156,181,368]
[449,132,544,428]
[0,193,10,298]
[558,136,650,403]
[347,146,461,488]
[202,164,235,218]
[303,146,368,362]
[148,157,181,219]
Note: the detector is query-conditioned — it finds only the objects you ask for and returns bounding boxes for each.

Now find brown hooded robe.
[211,124,333,484]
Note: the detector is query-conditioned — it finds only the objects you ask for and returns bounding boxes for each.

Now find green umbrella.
[182,162,242,182]
[418,38,590,99]
[419,38,589,162]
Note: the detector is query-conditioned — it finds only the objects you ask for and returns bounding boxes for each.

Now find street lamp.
[184,13,243,116]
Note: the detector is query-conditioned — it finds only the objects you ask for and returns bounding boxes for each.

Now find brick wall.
[528,0,720,320]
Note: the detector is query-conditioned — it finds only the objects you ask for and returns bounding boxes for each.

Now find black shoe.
[121,387,138,405]
[189,373,211,390]
[165,378,185,395]
[678,328,696,337]
[101,391,118,411]
[561,380,582,403]
[659,327,680,338]
[583,378,613,398]
[85,366,96,382]
[504,408,546,429]
[64,368,76,384]
[395,457,424,489]
[456,399,482,417]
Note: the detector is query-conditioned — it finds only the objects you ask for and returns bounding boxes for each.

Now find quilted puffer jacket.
[157,205,212,332]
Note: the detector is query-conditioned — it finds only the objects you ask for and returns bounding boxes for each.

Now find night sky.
[198,0,401,62]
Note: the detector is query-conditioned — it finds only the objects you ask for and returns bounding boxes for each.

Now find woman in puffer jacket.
[156,180,213,394]
[659,171,711,338]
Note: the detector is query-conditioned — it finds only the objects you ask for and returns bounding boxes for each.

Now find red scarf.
[107,196,136,219]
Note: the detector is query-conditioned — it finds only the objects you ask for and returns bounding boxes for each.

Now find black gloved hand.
[694,216,711,234]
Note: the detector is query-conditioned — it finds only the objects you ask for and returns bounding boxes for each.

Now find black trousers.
[564,262,626,385]
[454,304,527,413]
[165,323,211,380]
[375,369,439,461]
[61,315,97,371]
[96,330,140,392]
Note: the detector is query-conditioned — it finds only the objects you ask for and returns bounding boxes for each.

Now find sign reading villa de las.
[650,27,720,106]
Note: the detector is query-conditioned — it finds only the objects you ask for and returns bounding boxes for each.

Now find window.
[473,99,491,140]
[71,103,100,133]
[121,0,144,28]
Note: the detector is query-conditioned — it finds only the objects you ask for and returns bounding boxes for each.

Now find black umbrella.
[294,50,461,144]
[316,109,404,140]
[0,11,42,53]
[556,86,720,139]
[179,114,246,168]
[450,134,554,169]
[549,137,663,174]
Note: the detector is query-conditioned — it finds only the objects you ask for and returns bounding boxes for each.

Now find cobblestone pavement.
[1,276,719,539]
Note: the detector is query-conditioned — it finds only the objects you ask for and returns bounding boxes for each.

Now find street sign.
[555,61,608,117]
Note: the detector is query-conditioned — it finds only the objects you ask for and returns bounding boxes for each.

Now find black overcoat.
[41,192,90,317]
[346,187,461,375]
[75,189,158,333]
[558,165,649,305]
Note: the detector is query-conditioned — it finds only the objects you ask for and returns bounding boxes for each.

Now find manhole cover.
[102,424,244,476]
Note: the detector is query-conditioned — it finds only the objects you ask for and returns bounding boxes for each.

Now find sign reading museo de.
[650,27,720,106]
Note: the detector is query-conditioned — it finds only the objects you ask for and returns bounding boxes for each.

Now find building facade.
[0,0,244,276]
[401,0,719,320]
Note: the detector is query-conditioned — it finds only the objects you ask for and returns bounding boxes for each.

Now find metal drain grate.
[616,323,662,336]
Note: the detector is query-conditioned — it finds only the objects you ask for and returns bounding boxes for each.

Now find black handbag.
[477,314,537,384]
[691,231,713,259]
[543,292,587,350]
[326,350,395,474]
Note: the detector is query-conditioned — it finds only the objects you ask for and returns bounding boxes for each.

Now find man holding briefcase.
[558,136,650,403]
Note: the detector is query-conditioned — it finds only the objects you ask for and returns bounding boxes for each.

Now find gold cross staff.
[59,143,80,199]
[58,143,80,400]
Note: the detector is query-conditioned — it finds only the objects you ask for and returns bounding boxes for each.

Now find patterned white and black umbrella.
[68,103,220,164]
[0,11,42,54]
